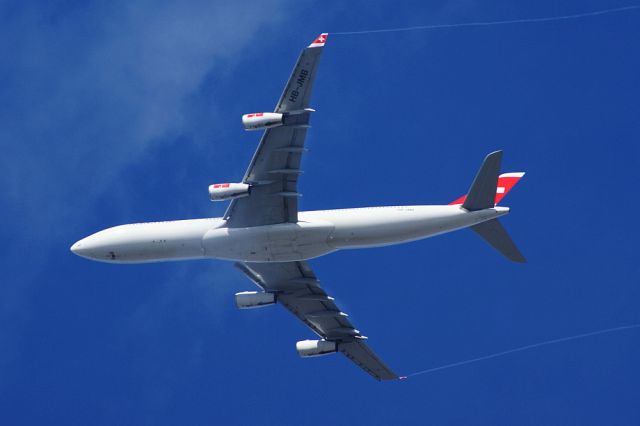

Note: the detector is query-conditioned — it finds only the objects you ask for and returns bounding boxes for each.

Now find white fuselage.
[70,205,509,263]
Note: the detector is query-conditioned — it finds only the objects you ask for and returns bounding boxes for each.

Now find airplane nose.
[70,240,85,255]
[70,233,120,262]
[70,238,97,259]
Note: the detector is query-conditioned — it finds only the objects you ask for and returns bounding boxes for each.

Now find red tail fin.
[449,172,525,206]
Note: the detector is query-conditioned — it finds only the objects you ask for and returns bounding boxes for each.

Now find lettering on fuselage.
[288,68,309,103]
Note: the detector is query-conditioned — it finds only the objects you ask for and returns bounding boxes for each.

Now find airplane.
[71,33,526,381]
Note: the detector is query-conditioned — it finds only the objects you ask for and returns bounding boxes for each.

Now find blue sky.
[1,0,639,424]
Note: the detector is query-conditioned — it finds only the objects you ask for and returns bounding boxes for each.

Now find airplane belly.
[321,206,503,249]
[203,220,335,262]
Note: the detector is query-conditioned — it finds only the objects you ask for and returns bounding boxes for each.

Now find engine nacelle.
[209,183,250,201]
[296,339,337,358]
[242,112,283,131]
[235,291,276,309]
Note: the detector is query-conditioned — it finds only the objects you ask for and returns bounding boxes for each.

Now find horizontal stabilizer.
[462,151,502,211]
[471,219,526,263]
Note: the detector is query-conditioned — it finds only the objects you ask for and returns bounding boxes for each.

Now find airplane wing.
[235,261,398,381]
[224,34,329,227]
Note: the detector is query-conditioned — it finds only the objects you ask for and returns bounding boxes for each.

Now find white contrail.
[402,323,640,380]
[333,5,640,35]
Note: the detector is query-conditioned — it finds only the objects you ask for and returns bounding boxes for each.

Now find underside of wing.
[235,261,398,381]
[224,126,307,226]
[224,34,328,228]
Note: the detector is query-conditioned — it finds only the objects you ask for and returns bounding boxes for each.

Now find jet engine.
[209,183,250,201]
[242,112,283,131]
[296,339,337,357]
[235,291,276,309]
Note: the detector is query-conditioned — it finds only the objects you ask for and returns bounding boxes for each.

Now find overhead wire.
[331,4,640,382]
[333,5,640,35]
[400,323,640,380]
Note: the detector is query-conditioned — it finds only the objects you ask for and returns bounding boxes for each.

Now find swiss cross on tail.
[308,33,329,48]
[449,172,525,206]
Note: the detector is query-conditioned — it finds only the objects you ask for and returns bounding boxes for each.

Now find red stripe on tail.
[449,172,525,206]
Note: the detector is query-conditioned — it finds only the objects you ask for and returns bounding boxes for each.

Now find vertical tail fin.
[450,151,527,263]
[494,172,525,205]
[449,155,525,208]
